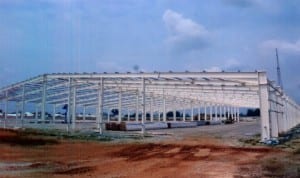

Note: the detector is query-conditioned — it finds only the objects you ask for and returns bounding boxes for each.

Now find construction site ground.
[1,120,300,178]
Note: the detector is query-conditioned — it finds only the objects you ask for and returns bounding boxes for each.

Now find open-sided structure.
[0,71,299,142]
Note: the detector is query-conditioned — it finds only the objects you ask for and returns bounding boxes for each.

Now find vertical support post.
[214,105,217,121]
[286,99,290,132]
[227,106,230,119]
[277,91,284,134]
[83,106,86,121]
[230,107,234,121]
[223,105,226,119]
[141,78,146,134]
[269,86,278,138]
[198,106,200,121]
[118,89,122,122]
[237,107,240,122]
[191,102,194,121]
[173,109,176,121]
[163,90,166,122]
[136,91,139,121]
[108,108,111,122]
[35,104,39,123]
[52,104,56,123]
[66,77,72,132]
[150,97,153,122]
[209,103,213,121]
[127,109,130,121]
[71,84,76,130]
[282,97,287,132]
[204,103,207,121]
[4,91,8,128]
[21,85,25,128]
[258,72,271,141]
[232,107,236,122]
[97,78,104,134]
[15,102,19,126]
[41,75,47,123]
[219,105,222,121]
[183,108,186,121]
[158,106,161,121]
[235,107,238,122]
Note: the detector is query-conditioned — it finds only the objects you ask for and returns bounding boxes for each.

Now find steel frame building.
[0,71,299,141]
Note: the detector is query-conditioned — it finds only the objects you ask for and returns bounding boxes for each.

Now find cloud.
[163,9,210,53]
[260,39,300,54]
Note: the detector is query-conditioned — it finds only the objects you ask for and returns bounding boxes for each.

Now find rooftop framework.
[0,71,299,141]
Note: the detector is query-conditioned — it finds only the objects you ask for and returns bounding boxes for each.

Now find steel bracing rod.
[1,78,258,105]
[68,88,255,109]
[75,78,259,86]
[69,86,255,105]
[24,83,99,103]
[8,81,74,100]
[101,83,259,92]
[49,89,258,110]
[0,75,43,92]
[47,89,137,105]
[45,85,136,104]
[85,92,234,114]
[46,71,260,80]
[73,73,259,83]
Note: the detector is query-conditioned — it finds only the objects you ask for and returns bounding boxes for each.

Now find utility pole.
[276,48,283,89]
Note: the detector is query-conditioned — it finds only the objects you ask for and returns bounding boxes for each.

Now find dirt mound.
[54,166,96,175]
[0,128,59,146]
[115,143,275,162]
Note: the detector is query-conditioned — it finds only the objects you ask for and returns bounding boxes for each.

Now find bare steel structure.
[0,71,299,142]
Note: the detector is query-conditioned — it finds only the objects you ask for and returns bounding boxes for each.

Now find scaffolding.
[0,71,299,141]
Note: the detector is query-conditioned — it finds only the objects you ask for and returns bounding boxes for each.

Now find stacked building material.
[167,121,197,128]
[105,122,121,131]
[195,120,207,126]
[209,120,222,125]
[119,122,168,131]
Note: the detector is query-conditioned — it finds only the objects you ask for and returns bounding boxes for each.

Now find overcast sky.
[0,0,300,102]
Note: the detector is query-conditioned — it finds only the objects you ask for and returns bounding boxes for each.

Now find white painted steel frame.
[0,71,299,141]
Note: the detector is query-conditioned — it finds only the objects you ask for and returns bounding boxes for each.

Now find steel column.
[21,85,25,128]
[163,91,166,122]
[118,90,122,122]
[183,108,186,121]
[136,92,139,121]
[141,78,146,134]
[71,84,76,130]
[204,103,207,121]
[258,72,271,141]
[41,75,47,122]
[97,78,104,134]
[4,91,8,128]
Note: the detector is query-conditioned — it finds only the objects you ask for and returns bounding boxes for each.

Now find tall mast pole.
[276,48,283,89]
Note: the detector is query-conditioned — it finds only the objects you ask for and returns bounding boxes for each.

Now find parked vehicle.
[7,113,21,117]
[24,112,34,117]
[54,113,65,118]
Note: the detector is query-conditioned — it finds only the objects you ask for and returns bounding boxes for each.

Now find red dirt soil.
[0,129,281,178]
